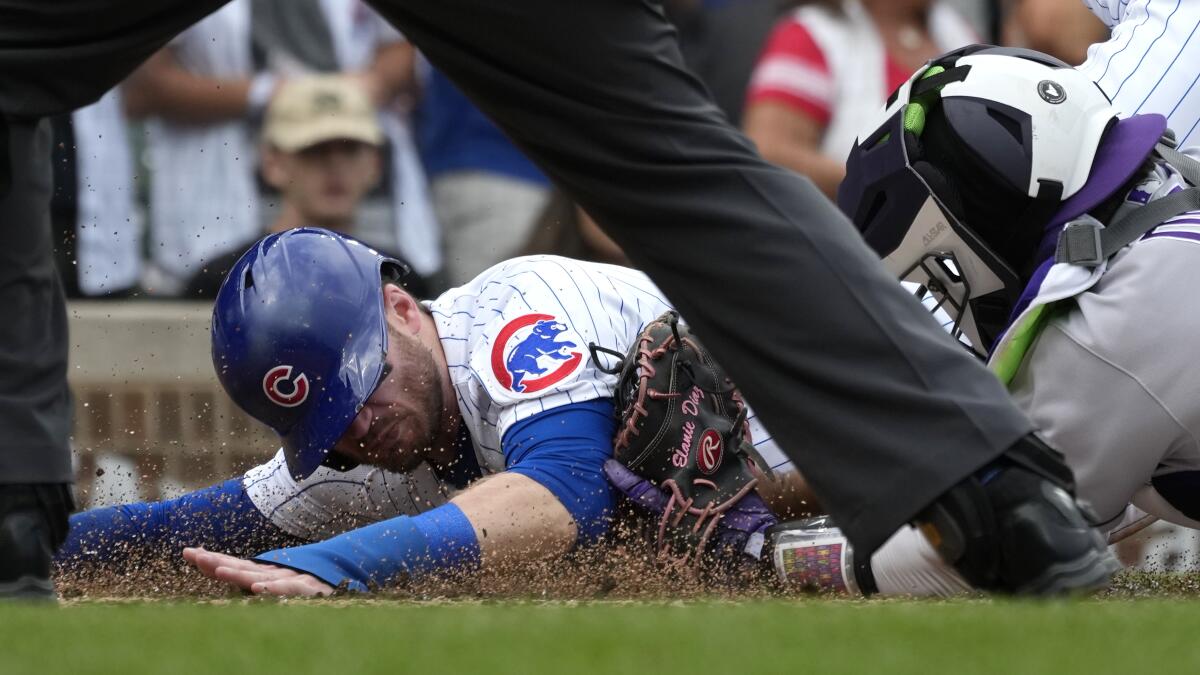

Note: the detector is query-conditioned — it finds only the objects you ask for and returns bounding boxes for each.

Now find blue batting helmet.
[211,227,408,480]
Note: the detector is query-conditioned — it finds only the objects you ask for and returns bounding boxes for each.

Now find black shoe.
[915,435,1120,596]
[0,484,72,601]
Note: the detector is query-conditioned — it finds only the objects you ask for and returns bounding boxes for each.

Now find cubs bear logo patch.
[489,313,585,394]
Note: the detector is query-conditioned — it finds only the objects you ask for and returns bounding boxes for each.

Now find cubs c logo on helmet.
[490,313,585,394]
[262,365,310,408]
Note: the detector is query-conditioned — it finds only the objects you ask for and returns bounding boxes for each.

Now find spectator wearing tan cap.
[183,76,427,299]
[123,0,439,296]
[260,76,385,234]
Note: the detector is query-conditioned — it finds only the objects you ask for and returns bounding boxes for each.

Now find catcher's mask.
[211,227,410,480]
[838,45,1137,355]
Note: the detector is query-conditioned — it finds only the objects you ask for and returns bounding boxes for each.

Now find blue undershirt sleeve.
[56,478,301,567]
[501,398,617,543]
[253,502,480,592]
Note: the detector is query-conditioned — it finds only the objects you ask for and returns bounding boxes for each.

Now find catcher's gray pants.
[0,0,1034,553]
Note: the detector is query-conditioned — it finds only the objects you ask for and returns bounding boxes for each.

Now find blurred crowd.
[51,0,1107,302]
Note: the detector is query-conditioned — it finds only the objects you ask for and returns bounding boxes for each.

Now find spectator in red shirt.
[743,0,977,198]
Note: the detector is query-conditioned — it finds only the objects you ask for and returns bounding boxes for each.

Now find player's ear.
[382,283,422,336]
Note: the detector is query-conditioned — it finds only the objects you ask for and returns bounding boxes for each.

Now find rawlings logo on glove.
[697,429,723,474]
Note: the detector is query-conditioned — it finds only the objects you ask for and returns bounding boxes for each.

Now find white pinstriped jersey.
[1079,0,1200,147]
[429,255,673,471]
[244,256,790,541]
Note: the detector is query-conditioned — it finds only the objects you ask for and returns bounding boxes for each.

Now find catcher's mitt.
[591,311,773,567]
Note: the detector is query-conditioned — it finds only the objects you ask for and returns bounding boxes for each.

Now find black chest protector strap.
[1056,142,1200,267]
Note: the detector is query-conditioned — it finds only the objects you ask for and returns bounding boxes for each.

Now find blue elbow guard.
[57,478,293,565]
[254,502,480,593]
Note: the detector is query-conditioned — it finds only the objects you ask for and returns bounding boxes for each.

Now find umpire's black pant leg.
[368,0,1035,552]
[0,117,73,484]
[0,0,229,117]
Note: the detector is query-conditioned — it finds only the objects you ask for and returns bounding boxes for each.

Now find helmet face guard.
[839,45,1118,355]
[212,228,409,480]
[842,96,1019,354]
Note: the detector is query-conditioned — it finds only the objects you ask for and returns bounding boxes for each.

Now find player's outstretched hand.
[183,547,335,597]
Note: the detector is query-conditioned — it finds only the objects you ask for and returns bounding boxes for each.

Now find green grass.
[2,598,1199,674]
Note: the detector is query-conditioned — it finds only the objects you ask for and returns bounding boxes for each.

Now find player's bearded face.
[333,326,446,473]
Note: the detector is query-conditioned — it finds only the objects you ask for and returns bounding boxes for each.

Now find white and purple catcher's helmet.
[838,45,1166,354]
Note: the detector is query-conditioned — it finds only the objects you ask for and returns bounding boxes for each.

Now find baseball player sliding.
[59,229,793,594]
